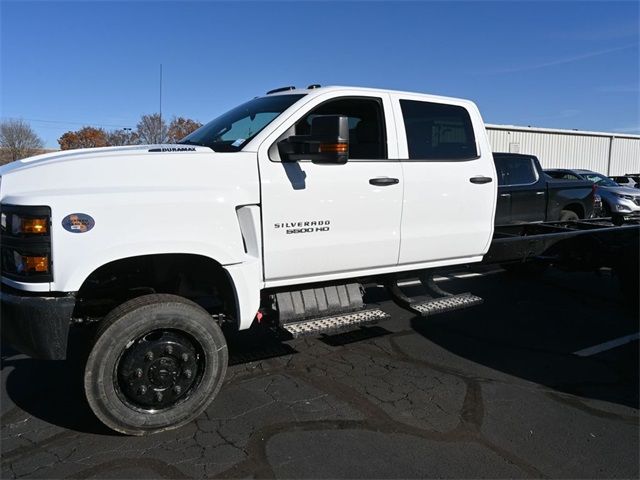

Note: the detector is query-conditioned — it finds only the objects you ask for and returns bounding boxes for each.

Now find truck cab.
[1,86,497,434]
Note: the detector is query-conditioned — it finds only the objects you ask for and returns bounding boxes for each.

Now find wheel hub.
[116,329,203,410]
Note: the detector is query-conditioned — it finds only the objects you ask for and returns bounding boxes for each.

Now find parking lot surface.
[1,268,638,478]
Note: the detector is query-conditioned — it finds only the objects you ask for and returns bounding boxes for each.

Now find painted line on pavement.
[573,332,640,357]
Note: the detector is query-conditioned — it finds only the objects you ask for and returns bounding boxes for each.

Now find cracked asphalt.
[1,267,638,478]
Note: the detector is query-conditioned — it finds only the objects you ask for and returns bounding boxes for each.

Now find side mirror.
[278,115,349,164]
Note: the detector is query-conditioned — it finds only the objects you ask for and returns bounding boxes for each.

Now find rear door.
[391,95,497,265]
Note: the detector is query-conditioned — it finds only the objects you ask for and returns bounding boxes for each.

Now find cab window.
[547,171,580,180]
[400,100,477,160]
[494,156,539,186]
[296,97,387,159]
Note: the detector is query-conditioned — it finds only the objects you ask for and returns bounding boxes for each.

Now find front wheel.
[84,294,228,435]
[559,209,579,222]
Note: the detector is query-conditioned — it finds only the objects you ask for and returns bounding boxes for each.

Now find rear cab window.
[493,155,539,186]
[547,171,580,180]
[399,100,478,160]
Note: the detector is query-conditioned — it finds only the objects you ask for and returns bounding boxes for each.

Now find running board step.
[409,292,483,316]
[386,273,484,317]
[282,308,390,338]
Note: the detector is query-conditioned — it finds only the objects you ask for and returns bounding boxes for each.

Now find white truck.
[1,85,635,435]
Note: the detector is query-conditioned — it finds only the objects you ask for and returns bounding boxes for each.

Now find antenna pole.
[159,64,163,134]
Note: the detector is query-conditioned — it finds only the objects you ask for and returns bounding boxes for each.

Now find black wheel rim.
[115,329,205,412]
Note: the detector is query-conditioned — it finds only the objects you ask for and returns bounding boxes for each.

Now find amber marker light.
[13,216,49,234]
[319,143,348,153]
[24,255,50,273]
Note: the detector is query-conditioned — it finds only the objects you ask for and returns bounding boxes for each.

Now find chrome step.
[282,308,390,338]
[410,292,483,316]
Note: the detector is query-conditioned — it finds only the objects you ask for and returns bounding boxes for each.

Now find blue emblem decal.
[62,213,95,233]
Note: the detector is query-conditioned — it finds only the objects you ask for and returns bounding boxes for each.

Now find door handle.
[535,191,545,195]
[470,176,493,184]
[499,193,511,197]
[369,177,399,186]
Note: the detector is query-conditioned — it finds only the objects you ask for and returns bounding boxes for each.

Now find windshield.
[582,172,619,187]
[179,94,305,152]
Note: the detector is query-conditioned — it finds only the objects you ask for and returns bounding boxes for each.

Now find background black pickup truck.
[493,152,595,225]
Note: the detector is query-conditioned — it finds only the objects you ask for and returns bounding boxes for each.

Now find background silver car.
[545,169,640,222]
[610,175,640,189]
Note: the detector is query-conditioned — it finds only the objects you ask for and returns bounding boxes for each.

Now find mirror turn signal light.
[319,142,348,153]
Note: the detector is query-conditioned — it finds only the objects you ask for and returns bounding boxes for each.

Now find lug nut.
[135,368,143,378]
[137,385,147,396]
[165,345,173,355]
[155,391,163,402]
[183,369,192,379]
[145,351,154,361]
[173,385,182,395]
[181,353,189,362]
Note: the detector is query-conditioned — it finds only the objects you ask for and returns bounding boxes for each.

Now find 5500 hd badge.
[274,220,330,234]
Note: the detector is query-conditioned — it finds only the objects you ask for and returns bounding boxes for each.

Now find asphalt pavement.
[1,267,638,478]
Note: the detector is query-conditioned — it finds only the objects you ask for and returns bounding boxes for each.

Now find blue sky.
[1,0,638,147]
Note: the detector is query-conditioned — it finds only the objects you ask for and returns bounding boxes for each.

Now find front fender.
[57,242,243,293]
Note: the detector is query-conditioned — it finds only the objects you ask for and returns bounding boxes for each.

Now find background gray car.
[545,169,640,222]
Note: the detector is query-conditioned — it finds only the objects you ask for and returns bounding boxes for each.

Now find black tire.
[599,202,624,225]
[84,294,227,435]
[502,261,548,276]
[559,209,579,222]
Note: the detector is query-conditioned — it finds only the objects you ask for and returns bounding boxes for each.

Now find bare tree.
[0,119,44,161]
[107,128,139,146]
[136,113,168,144]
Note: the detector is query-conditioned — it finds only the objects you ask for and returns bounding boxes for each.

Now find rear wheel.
[559,209,579,222]
[84,294,227,435]
[502,261,548,276]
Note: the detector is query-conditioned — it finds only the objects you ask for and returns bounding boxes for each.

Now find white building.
[486,124,640,175]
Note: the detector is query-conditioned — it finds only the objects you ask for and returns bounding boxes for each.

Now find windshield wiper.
[178,139,204,146]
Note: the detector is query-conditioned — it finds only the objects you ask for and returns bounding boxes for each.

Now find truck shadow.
[405,270,639,410]
[0,326,300,434]
[1,269,636,434]
[1,344,116,435]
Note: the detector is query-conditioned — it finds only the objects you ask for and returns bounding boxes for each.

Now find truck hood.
[597,185,640,196]
[0,144,258,203]
[0,144,213,177]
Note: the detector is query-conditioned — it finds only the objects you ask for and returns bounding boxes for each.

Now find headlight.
[0,205,52,282]
[11,215,49,235]
[615,193,635,200]
[2,249,50,276]
[613,204,631,212]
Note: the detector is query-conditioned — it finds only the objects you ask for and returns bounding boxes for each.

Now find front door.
[258,94,403,284]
